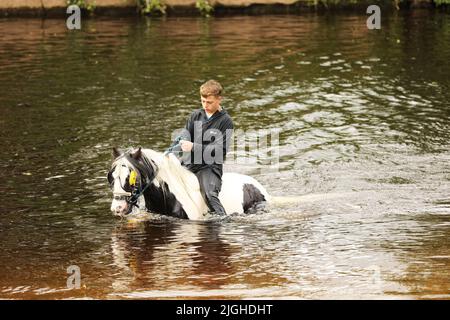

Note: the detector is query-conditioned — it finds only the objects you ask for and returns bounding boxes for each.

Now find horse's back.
[220,173,270,214]
[144,149,269,217]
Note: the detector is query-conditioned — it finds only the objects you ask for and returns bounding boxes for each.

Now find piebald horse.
[108,147,270,220]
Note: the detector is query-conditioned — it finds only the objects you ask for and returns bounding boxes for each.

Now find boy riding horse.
[168,80,234,216]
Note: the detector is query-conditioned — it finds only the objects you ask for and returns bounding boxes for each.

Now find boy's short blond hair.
[200,80,223,97]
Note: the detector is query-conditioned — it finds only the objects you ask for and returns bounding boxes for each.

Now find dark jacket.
[178,108,234,176]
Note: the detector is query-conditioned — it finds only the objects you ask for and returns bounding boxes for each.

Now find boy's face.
[201,94,221,114]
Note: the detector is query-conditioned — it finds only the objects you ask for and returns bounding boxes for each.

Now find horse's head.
[107,147,157,217]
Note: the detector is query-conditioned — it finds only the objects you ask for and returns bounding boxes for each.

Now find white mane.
[117,148,208,220]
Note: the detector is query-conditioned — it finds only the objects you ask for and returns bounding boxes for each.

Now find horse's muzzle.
[111,201,130,217]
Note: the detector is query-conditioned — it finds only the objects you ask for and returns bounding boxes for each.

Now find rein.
[124,153,160,212]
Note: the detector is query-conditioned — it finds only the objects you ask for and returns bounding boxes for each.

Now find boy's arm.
[222,118,234,156]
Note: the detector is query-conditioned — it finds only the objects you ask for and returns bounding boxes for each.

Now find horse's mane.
[113,148,207,220]
[143,149,207,220]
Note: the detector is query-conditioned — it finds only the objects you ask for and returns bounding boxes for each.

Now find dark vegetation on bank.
[0,0,449,18]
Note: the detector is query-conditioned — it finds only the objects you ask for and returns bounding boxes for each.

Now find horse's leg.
[169,200,189,219]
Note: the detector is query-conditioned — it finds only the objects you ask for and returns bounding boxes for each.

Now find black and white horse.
[107,147,270,220]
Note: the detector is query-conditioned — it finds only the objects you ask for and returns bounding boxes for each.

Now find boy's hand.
[180,140,193,152]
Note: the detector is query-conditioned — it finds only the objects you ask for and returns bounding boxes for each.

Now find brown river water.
[0,11,449,299]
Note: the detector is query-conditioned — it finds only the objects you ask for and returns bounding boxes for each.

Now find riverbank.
[0,0,448,17]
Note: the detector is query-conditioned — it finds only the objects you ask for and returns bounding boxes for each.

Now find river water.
[0,11,449,299]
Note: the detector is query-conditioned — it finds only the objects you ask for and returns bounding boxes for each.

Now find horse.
[107,147,270,220]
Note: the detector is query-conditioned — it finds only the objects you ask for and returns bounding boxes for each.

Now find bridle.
[109,152,159,215]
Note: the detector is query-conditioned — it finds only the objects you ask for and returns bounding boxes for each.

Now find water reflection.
[382,214,450,299]
[109,220,236,298]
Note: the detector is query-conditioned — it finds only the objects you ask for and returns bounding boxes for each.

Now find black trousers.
[194,167,226,215]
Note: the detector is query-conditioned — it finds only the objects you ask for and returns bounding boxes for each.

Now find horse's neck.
[142,149,206,219]
[142,180,168,214]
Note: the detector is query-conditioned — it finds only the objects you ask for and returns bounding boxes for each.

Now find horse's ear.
[112,147,122,159]
[131,147,142,160]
